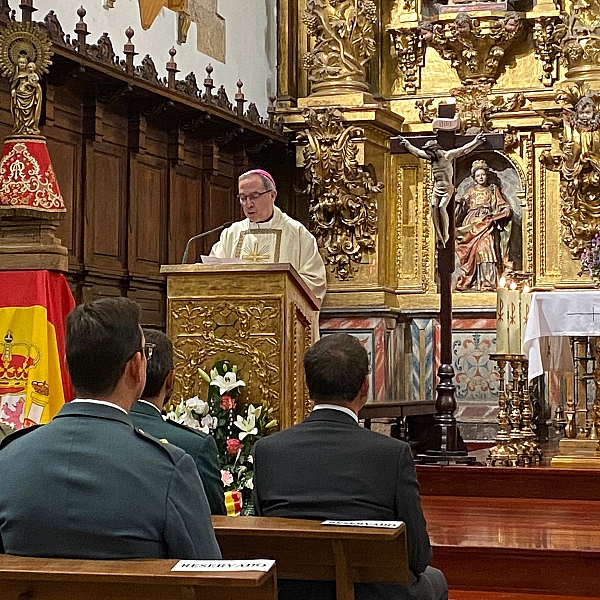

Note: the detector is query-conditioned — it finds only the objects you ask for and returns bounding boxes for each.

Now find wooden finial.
[166,46,178,89]
[267,94,277,128]
[19,0,36,24]
[203,64,214,103]
[235,79,245,117]
[75,6,90,55]
[123,26,136,76]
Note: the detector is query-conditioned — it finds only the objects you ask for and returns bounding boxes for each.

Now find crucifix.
[391,104,504,464]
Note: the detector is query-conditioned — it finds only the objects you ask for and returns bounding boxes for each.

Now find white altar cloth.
[523,291,600,381]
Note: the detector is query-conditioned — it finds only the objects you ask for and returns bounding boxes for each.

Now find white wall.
[29,0,276,113]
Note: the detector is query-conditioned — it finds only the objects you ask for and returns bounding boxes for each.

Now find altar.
[523,291,600,380]
[523,292,600,467]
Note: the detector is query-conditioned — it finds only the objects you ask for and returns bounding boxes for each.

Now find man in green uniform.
[130,329,226,515]
[0,297,221,560]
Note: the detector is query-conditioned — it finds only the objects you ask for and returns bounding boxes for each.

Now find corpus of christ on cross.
[390,104,504,465]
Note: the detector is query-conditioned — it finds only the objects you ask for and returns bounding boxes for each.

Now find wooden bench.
[359,400,436,438]
[0,554,277,600]
[212,515,409,600]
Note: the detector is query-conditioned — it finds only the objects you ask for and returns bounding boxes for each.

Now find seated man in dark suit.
[0,297,221,560]
[252,333,447,600]
[130,328,226,515]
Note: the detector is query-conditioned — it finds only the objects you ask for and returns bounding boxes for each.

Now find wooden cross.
[391,104,504,464]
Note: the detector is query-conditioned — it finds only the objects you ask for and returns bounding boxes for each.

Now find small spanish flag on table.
[0,271,74,431]
[224,490,243,517]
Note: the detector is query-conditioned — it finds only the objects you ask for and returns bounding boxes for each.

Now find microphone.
[182,222,232,264]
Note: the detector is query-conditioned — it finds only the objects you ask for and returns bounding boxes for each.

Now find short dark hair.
[303,334,369,403]
[141,328,173,400]
[66,297,142,398]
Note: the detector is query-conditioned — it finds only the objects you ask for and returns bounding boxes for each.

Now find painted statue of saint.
[454,160,512,291]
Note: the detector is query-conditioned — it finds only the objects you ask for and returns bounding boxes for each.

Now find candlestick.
[496,277,508,354]
[507,281,521,355]
[520,285,532,352]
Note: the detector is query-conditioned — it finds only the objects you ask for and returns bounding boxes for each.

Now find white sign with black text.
[172,559,275,572]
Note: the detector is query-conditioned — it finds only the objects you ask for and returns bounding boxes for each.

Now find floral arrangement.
[579,230,600,280]
[167,360,276,515]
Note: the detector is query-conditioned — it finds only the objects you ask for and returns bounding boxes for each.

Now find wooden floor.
[418,464,600,598]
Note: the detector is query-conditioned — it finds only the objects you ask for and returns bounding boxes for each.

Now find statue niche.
[453,155,522,292]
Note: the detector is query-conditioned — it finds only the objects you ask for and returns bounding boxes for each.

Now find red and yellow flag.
[0,271,74,431]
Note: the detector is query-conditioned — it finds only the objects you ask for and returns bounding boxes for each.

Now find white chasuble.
[210,206,326,304]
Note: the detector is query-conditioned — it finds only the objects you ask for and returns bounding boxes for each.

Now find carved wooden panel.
[129,285,166,328]
[291,301,313,422]
[202,178,236,253]
[169,298,282,421]
[129,155,167,277]
[84,141,127,275]
[46,134,81,264]
[169,165,202,264]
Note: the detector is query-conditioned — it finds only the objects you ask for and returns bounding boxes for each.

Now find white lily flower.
[186,396,208,415]
[234,412,257,440]
[172,400,185,418]
[245,478,254,490]
[211,371,246,395]
[165,410,177,422]
[179,411,201,430]
[198,368,211,383]
[247,404,262,419]
[201,414,217,431]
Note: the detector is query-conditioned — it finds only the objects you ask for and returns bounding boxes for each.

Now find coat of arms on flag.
[0,271,74,432]
[0,331,44,429]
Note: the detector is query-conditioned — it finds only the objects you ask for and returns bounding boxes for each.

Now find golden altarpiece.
[274,0,600,441]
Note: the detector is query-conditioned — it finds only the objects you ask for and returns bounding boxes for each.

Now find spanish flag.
[0,271,74,431]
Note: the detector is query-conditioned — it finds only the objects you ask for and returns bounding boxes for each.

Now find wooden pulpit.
[160,263,320,430]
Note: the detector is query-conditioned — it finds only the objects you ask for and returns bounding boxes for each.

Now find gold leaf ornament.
[0,21,52,80]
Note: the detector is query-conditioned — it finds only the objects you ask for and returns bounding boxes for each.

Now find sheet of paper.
[321,520,404,529]
[200,256,243,265]
[172,559,275,572]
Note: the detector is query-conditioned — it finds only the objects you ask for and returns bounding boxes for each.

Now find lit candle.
[496,276,508,354]
[520,285,532,352]
[507,281,521,355]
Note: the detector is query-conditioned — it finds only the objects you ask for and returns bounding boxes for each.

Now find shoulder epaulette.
[0,424,44,450]
[134,427,185,463]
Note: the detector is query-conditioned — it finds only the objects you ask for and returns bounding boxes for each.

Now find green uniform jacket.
[130,401,226,515]
[0,401,221,559]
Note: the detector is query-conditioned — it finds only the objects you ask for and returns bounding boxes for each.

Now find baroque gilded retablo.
[297,107,383,281]
[302,0,378,96]
[541,82,600,258]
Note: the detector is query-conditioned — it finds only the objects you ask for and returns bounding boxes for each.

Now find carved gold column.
[284,104,405,308]
[277,0,408,308]
[302,0,378,100]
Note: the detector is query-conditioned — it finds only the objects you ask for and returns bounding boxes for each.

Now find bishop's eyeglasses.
[237,190,272,204]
